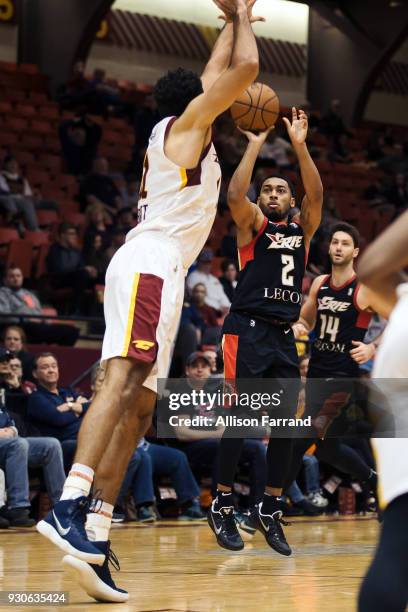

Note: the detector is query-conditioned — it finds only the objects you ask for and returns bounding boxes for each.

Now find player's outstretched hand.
[237,125,274,144]
[215,0,266,23]
[349,340,376,365]
[283,107,308,146]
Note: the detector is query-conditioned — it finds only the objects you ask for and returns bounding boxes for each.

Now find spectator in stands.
[0,266,79,346]
[187,249,230,314]
[2,325,34,381]
[0,348,65,526]
[220,221,237,260]
[47,222,98,313]
[27,352,90,469]
[115,207,134,234]
[83,233,110,284]
[320,99,352,139]
[386,172,408,213]
[328,133,353,164]
[0,155,39,231]
[116,175,140,210]
[79,157,123,215]
[83,203,112,254]
[131,95,160,173]
[190,283,220,344]
[88,68,123,116]
[168,352,267,507]
[104,228,127,262]
[59,112,102,176]
[203,348,223,379]
[259,129,293,169]
[219,260,238,303]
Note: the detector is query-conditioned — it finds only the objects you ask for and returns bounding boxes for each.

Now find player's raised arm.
[358,208,408,312]
[292,274,325,338]
[227,127,273,229]
[201,0,265,91]
[174,0,259,132]
[283,108,323,245]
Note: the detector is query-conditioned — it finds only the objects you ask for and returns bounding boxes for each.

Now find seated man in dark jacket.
[0,349,65,527]
[27,352,89,469]
[46,222,97,313]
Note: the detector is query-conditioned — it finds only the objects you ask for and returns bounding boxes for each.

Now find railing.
[0,312,105,341]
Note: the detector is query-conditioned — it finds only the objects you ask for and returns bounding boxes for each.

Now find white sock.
[60,463,94,500]
[85,501,113,542]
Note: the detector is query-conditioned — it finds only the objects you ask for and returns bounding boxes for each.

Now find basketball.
[230,82,280,131]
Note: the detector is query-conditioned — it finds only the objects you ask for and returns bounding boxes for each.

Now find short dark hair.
[154,68,203,118]
[33,352,58,369]
[58,222,77,236]
[221,259,237,273]
[260,174,296,199]
[329,222,360,247]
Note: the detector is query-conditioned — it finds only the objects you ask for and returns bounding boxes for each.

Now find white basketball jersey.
[127,116,221,270]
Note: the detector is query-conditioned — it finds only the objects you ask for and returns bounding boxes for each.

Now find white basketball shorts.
[101,232,185,393]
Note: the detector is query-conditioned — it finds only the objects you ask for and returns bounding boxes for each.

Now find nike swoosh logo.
[284,329,291,335]
[53,511,71,536]
[259,514,270,532]
[211,512,222,535]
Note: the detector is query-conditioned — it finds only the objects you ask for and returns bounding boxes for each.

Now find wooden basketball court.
[0,515,378,611]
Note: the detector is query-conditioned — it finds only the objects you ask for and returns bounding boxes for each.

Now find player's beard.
[330,253,354,268]
[266,209,287,222]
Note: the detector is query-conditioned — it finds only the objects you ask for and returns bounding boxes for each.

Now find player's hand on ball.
[283,107,308,145]
[237,125,274,144]
[349,340,376,364]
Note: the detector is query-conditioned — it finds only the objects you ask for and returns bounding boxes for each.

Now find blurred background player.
[208,108,323,554]
[286,222,380,499]
[358,209,408,612]
[36,0,261,603]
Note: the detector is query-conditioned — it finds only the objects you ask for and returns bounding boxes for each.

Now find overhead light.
[389,1,402,7]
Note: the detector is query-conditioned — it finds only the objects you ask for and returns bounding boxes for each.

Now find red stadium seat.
[15,103,36,117]
[0,228,20,260]
[33,242,50,278]
[21,134,44,151]
[16,151,36,166]
[26,169,51,188]
[0,101,13,114]
[0,132,19,147]
[39,153,62,173]
[6,239,34,278]
[37,210,59,232]
[29,92,48,104]
[25,230,50,248]
[38,105,59,120]
[30,119,53,135]
[59,200,80,218]
[8,116,28,132]
[3,88,26,102]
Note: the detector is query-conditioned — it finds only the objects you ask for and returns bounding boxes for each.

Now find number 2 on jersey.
[319,314,340,342]
[281,254,294,286]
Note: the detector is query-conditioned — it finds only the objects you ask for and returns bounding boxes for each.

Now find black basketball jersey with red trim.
[231,217,307,322]
[309,274,373,378]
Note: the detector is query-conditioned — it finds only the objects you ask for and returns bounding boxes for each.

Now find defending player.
[284,223,380,496]
[208,109,323,554]
[358,209,408,612]
[36,0,261,602]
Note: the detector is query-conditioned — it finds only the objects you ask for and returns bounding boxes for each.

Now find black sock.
[214,491,233,511]
[261,494,282,515]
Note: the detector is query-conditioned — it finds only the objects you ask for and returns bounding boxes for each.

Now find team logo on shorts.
[132,340,155,351]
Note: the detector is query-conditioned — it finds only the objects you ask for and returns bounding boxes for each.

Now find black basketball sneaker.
[208,499,244,551]
[250,502,292,556]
